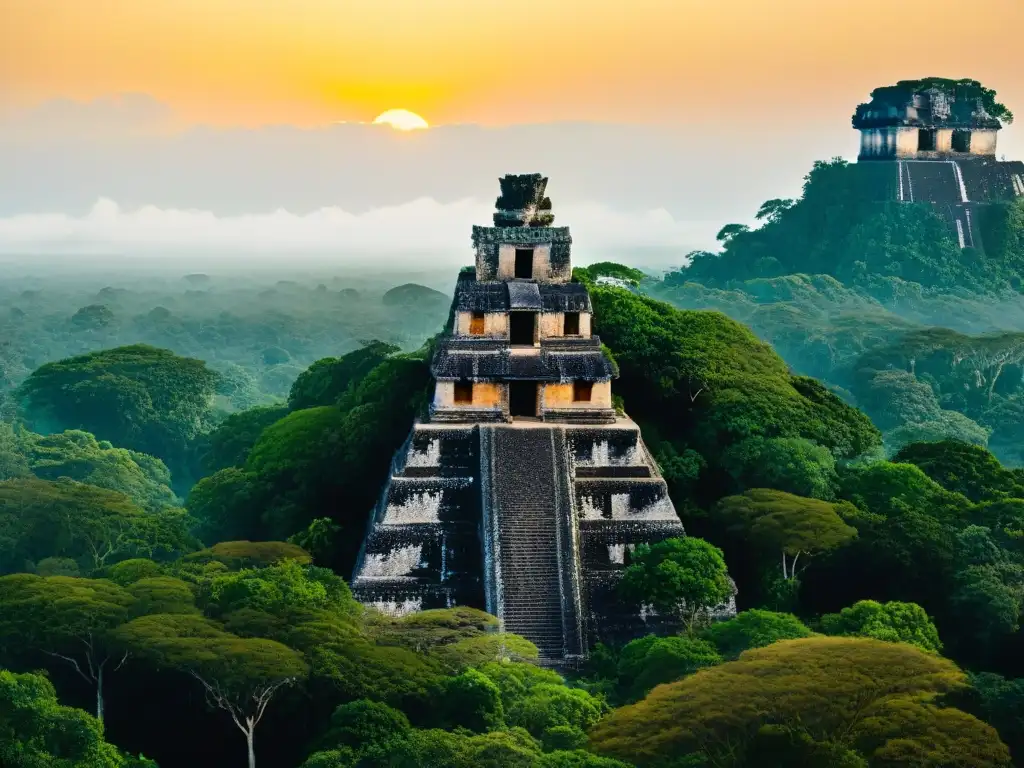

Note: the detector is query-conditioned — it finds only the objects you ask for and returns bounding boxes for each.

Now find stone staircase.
[488,427,574,661]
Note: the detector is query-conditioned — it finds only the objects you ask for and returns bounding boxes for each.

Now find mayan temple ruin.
[351,174,693,666]
[852,79,1024,249]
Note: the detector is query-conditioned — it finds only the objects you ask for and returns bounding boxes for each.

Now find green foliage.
[116,611,308,733]
[183,540,312,570]
[0,668,135,767]
[288,517,341,562]
[105,559,163,586]
[18,345,219,482]
[314,699,411,753]
[819,600,943,652]
[203,559,356,618]
[958,672,1024,763]
[184,468,263,544]
[859,77,1013,124]
[673,157,1024,294]
[188,347,432,568]
[437,668,505,732]
[590,285,880,509]
[853,328,1024,463]
[618,538,733,630]
[894,440,1024,503]
[71,304,117,331]
[720,436,838,499]
[0,478,196,575]
[839,461,970,524]
[575,262,646,286]
[125,576,197,616]
[589,637,1009,767]
[949,565,1022,652]
[702,609,813,658]
[886,413,992,453]
[615,635,722,701]
[14,429,178,511]
[714,489,857,578]
[0,574,140,722]
[199,404,289,474]
[288,342,399,411]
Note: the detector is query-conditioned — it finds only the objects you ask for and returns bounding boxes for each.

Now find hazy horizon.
[2,0,1022,264]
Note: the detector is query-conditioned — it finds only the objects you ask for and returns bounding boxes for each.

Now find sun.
[372,109,429,131]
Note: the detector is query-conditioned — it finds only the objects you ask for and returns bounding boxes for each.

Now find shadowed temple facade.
[351,175,699,666]
[852,79,1024,251]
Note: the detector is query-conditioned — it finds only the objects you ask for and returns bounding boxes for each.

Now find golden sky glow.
[2,0,1023,128]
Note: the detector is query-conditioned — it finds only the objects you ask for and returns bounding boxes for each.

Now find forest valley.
[5,159,1024,767]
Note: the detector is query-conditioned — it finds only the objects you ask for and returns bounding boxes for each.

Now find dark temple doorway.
[514,248,534,278]
[509,381,538,418]
[952,129,971,153]
[510,312,536,345]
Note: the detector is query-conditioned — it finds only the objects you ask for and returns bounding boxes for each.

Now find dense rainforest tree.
[17,345,220,487]
[714,489,857,581]
[0,478,195,575]
[0,669,155,767]
[893,440,1024,503]
[701,609,813,659]
[287,341,400,411]
[0,575,137,722]
[198,404,290,474]
[585,281,881,510]
[618,538,733,631]
[818,599,943,653]
[119,613,307,768]
[186,344,433,572]
[611,634,722,703]
[0,425,179,510]
[589,637,1011,767]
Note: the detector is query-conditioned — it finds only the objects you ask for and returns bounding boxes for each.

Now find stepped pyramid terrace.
[351,174,732,666]
[852,78,1024,251]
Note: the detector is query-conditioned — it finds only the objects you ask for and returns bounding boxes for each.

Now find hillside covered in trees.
[4,263,1024,766]
[646,151,1024,466]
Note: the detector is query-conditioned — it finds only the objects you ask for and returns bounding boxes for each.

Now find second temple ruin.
[350,175,715,666]
[852,79,1024,250]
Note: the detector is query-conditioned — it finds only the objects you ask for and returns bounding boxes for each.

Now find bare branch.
[44,651,94,684]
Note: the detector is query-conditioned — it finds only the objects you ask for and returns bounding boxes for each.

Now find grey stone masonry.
[352,419,712,665]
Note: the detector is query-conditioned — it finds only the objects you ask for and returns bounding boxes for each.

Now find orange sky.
[2,0,1023,128]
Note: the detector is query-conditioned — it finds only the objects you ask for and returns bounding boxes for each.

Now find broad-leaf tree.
[714,488,858,580]
[0,574,136,722]
[618,537,733,631]
[0,478,196,575]
[117,613,307,768]
[819,599,943,653]
[589,637,1010,767]
[0,668,150,767]
[18,344,219,480]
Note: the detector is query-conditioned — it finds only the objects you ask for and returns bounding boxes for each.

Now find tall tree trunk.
[781,551,788,580]
[246,721,256,768]
[96,663,104,722]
